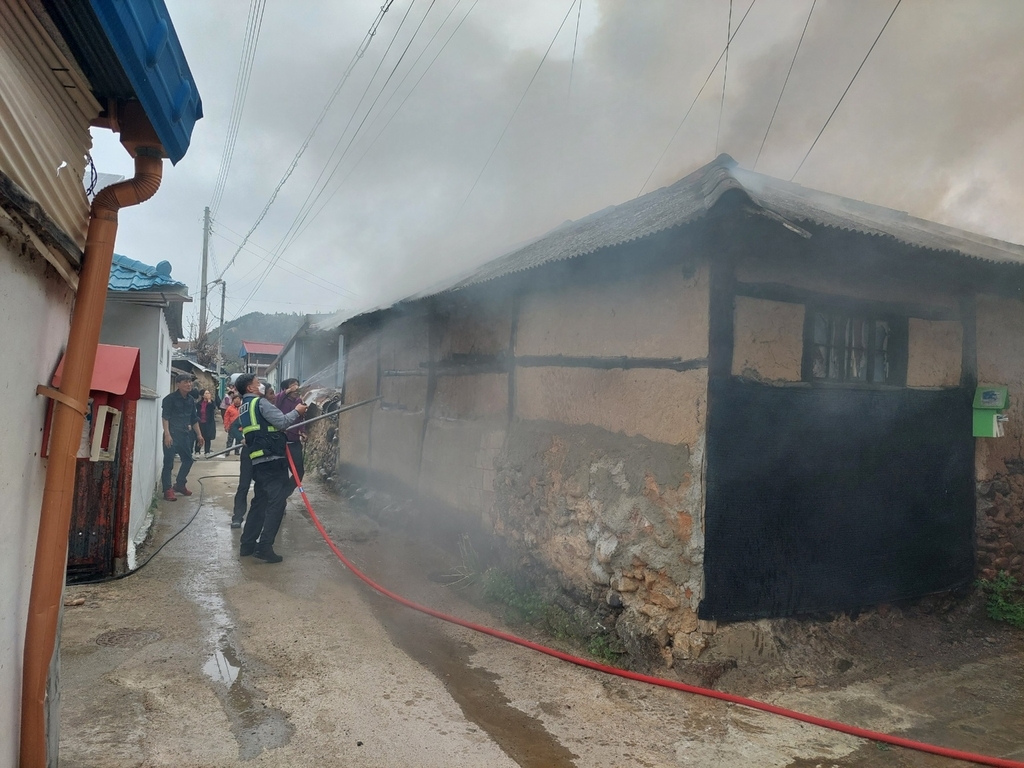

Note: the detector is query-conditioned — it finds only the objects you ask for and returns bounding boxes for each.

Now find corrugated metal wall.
[0,0,100,249]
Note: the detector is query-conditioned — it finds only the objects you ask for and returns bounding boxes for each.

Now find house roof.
[170,355,214,374]
[107,253,189,340]
[41,0,203,163]
[265,314,332,375]
[108,253,188,293]
[451,154,1024,290]
[240,340,284,357]
[316,154,1024,331]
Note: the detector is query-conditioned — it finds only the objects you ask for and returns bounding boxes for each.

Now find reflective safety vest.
[239,395,286,460]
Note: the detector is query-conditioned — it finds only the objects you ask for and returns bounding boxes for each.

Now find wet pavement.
[59,459,1024,767]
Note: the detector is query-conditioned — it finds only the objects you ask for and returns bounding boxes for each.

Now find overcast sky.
[88,0,1024,334]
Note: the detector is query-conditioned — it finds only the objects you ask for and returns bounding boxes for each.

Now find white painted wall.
[0,243,74,766]
[100,302,173,542]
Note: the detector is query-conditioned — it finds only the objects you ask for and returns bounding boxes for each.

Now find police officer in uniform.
[234,373,307,563]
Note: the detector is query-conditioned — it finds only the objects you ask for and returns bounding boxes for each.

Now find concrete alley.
[58,461,1024,768]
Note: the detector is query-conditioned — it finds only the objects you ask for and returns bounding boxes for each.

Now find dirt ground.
[58,458,1024,767]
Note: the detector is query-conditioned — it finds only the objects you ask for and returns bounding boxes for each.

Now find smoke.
[89,0,1024,323]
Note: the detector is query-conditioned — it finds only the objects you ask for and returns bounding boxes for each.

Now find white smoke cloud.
[87,0,1024,329]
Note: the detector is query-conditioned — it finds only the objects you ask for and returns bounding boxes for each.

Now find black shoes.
[239,539,281,561]
[253,547,283,564]
[230,518,242,529]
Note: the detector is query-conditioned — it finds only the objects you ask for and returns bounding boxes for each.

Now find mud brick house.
[321,154,1024,664]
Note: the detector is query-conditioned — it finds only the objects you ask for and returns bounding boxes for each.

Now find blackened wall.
[702,218,978,621]
[701,378,974,620]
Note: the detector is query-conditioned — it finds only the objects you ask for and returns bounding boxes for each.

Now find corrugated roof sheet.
[240,341,284,357]
[317,154,1024,331]
[108,252,187,292]
[0,0,101,249]
[453,154,1024,291]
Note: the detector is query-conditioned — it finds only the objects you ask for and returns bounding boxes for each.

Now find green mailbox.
[973,385,1009,438]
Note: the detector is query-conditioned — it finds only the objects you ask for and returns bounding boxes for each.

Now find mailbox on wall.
[973,385,1009,438]
[42,345,141,458]
[43,344,142,581]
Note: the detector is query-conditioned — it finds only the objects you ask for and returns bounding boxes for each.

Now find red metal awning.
[52,344,141,400]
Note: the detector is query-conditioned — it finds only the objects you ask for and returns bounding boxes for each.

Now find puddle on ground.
[179,489,295,762]
[203,637,294,760]
[365,591,579,767]
[203,647,240,685]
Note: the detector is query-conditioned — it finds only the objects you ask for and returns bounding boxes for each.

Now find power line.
[209,222,358,296]
[715,0,733,156]
[754,0,816,170]
[459,0,579,212]
[791,0,901,180]
[209,237,221,277]
[218,0,399,279]
[231,0,429,319]
[210,0,267,217]
[271,0,435,262]
[287,0,481,249]
[210,228,357,297]
[637,0,758,197]
[568,0,582,98]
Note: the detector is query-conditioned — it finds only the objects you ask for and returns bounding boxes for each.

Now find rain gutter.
[20,103,165,768]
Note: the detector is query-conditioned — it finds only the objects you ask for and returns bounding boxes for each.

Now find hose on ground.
[284,450,1024,768]
[72,474,237,585]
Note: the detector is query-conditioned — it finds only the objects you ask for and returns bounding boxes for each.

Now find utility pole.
[198,205,210,338]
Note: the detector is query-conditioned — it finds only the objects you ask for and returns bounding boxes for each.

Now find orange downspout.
[19,143,163,768]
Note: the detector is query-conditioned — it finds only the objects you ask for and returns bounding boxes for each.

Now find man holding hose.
[234,373,307,563]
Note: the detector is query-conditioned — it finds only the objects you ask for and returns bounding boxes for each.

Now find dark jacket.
[238,394,303,466]
[162,391,197,440]
[197,399,217,436]
[275,391,306,441]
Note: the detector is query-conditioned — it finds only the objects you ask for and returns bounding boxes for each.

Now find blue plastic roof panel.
[89,0,203,164]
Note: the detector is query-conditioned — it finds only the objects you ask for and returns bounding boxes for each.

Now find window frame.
[801,304,908,387]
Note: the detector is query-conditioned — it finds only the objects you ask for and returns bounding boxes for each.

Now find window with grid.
[805,310,905,384]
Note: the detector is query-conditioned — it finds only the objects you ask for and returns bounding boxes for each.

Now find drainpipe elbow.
[92,150,163,220]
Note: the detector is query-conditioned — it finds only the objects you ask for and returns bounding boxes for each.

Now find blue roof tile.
[109,253,188,293]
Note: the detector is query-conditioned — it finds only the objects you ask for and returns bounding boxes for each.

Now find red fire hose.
[284,451,1023,768]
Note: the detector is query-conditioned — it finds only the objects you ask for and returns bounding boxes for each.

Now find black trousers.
[200,422,216,454]
[161,435,193,491]
[226,424,243,455]
[240,459,294,552]
[232,449,253,523]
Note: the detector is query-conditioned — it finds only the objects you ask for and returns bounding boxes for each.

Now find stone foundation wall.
[495,420,706,668]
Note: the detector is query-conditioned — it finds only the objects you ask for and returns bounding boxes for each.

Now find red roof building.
[239,340,284,378]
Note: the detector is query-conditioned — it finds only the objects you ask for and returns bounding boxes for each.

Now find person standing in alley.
[223,394,242,456]
[235,373,306,562]
[275,378,306,483]
[162,373,204,501]
[220,384,235,413]
[197,389,218,455]
[188,376,202,453]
